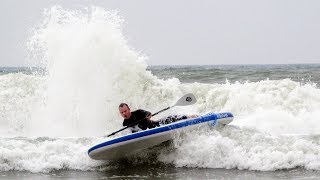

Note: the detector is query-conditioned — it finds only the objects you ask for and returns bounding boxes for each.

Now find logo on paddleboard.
[217,113,229,118]
[186,97,192,102]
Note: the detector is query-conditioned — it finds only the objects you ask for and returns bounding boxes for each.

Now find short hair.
[119,103,129,109]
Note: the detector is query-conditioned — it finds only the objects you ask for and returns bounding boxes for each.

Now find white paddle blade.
[174,93,197,106]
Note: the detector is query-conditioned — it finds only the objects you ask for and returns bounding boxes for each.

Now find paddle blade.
[174,93,197,106]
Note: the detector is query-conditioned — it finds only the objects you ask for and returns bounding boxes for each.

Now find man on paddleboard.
[119,103,193,133]
[119,103,157,133]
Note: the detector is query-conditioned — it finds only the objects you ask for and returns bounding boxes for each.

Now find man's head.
[119,103,131,119]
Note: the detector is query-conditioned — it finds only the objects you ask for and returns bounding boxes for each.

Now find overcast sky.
[1,0,320,66]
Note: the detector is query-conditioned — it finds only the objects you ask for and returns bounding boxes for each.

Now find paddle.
[106,93,197,137]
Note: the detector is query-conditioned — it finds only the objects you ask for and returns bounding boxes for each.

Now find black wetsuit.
[123,109,189,133]
[123,109,158,133]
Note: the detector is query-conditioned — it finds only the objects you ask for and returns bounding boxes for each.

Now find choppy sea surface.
[1,6,320,180]
[149,64,320,85]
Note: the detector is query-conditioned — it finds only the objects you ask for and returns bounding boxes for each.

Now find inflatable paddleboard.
[88,112,233,160]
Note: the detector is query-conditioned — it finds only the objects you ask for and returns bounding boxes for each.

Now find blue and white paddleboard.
[88,112,233,160]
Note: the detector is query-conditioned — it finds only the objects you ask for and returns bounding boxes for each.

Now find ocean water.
[1,6,320,179]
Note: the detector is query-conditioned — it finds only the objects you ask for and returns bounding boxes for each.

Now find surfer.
[119,103,196,133]
[118,103,156,133]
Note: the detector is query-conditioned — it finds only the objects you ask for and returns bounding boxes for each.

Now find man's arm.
[137,109,152,120]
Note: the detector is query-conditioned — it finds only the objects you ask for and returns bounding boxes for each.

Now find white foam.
[159,126,320,171]
[25,6,174,137]
[0,137,103,173]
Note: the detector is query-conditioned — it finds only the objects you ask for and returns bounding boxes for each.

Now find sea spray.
[0,73,44,137]
[25,6,184,137]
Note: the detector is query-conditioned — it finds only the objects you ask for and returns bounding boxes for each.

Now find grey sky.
[1,0,320,66]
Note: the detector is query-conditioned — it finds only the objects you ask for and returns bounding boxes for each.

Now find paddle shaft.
[107,106,171,137]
